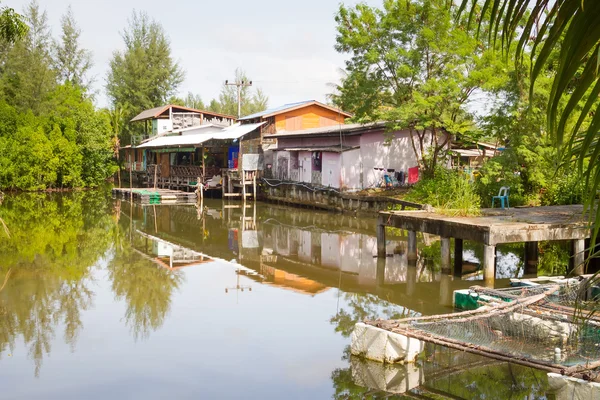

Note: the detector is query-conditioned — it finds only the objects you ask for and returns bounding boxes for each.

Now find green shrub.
[541,168,585,206]
[405,168,481,215]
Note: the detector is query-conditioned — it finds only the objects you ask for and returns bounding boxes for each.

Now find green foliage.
[0,4,28,43]
[0,2,114,191]
[462,0,600,255]
[208,68,268,117]
[541,169,585,206]
[405,168,481,215]
[0,87,116,190]
[53,5,92,89]
[1,1,56,114]
[333,0,509,177]
[106,10,184,144]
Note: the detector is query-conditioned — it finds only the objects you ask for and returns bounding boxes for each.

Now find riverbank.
[261,180,425,214]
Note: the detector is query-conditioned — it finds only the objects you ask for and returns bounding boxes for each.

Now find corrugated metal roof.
[271,121,388,138]
[238,101,312,121]
[135,122,265,149]
[238,100,352,121]
[215,122,265,139]
[130,105,236,122]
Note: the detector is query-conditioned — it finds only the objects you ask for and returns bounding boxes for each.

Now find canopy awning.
[135,122,265,150]
[137,133,214,149]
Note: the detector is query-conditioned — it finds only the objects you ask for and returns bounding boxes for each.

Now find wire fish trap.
[368,285,600,382]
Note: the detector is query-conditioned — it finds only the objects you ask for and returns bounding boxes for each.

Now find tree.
[333,0,507,177]
[1,0,56,114]
[461,0,600,241]
[0,3,28,43]
[106,10,184,144]
[209,68,268,117]
[53,5,92,90]
[183,92,205,110]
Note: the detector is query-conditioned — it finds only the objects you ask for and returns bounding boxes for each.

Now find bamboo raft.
[112,188,196,204]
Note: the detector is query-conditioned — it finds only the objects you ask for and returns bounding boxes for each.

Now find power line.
[225,79,252,118]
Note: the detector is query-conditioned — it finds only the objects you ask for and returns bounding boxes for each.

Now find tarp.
[408,167,419,184]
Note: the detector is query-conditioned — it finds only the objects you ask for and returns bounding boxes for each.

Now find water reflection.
[0,191,567,398]
[331,345,549,399]
[0,192,113,377]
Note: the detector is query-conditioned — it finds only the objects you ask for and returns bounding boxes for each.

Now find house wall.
[322,152,341,188]
[360,129,420,188]
[298,151,313,183]
[274,105,346,132]
[276,135,360,148]
[340,149,362,191]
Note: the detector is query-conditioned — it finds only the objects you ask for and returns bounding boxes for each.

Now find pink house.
[270,122,450,191]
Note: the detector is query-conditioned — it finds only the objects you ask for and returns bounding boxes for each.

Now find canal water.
[0,190,558,399]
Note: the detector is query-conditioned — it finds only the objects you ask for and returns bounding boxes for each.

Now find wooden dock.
[377,205,592,285]
[112,188,196,204]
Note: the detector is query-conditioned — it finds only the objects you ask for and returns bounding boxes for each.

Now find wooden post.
[242,170,246,201]
[441,237,451,274]
[454,238,463,278]
[253,172,257,201]
[483,244,496,287]
[524,241,539,276]
[201,147,205,182]
[129,165,133,201]
[153,164,158,191]
[376,215,386,258]
[408,230,418,261]
[572,239,585,275]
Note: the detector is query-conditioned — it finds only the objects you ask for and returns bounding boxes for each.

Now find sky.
[11,0,381,110]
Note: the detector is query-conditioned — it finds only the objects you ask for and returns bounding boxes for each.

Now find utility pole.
[225,79,252,118]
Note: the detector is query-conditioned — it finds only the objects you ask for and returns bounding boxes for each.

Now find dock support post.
[524,241,539,276]
[408,231,417,261]
[376,256,386,286]
[572,239,585,275]
[439,274,453,307]
[483,244,496,287]
[440,237,451,274]
[406,260,417,296]
[454,238,463,278]
[376,215,386,258]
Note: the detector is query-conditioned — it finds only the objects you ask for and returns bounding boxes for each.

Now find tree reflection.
[107,250,183,340]
[107,216,183,341]
[0,191,113,376]
[330,292,416,338]
[330,345,550,399]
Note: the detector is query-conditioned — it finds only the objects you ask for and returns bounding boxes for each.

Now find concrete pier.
[571,239,586,275]
[376,205,592,285]
[440,237,451,274]
[407,231,418,261]
[524,241,539,276]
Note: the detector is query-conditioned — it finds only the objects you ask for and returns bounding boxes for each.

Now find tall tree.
[183,92,205,110]
[333,0,507,177]
[54,6,92,90]
[2,0,55,114]
[210,68,268,117]
[106,10,184,143]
